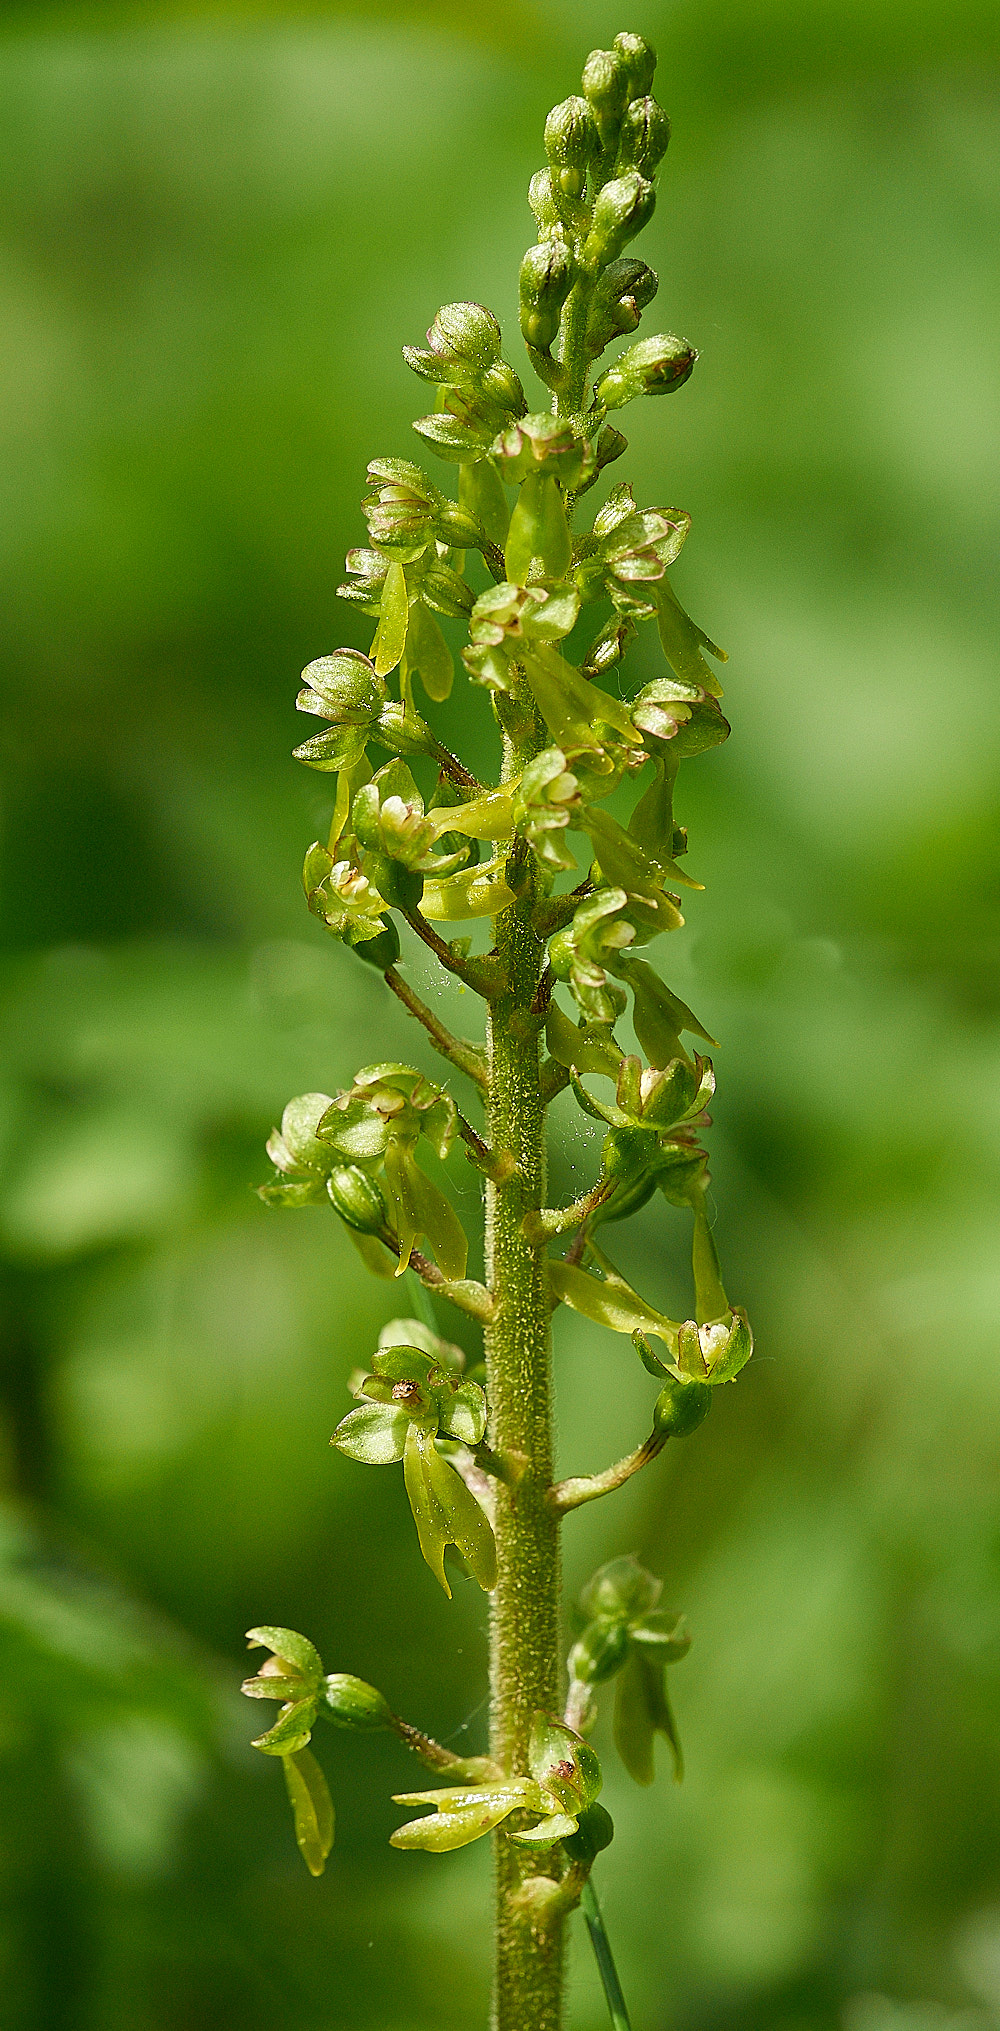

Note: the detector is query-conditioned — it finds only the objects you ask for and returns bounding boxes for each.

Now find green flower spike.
[247,36,755,2031]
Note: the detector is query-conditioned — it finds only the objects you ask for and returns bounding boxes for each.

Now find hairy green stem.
[486,718,564,2031]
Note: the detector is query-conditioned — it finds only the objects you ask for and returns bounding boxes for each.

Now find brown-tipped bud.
[618,97,671,178]
[613,31,657,98]
[594,333,697,410]
[544,94,599,197]
[427,301,502,371]
[519,240,574,351]
[586,256,660,356]
[584,172,656,267]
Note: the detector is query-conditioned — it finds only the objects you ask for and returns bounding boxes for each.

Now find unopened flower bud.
[613,31,657,98]
[581,46,631,144]
[519,240,574,351]
[326,1164,389,1234]
[652,1376,713,1438]
[586,256,660,355]
[579,1554,661,1623]
[544,95,599,197]
[428,301,502,371]
[585,172,656,267]
[322,1673,393,1730]
[528,167,559,235]
[618,97,671,178]
[297,651,385,724]
[594,333,697,410]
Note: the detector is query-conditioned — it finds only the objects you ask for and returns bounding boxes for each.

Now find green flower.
[332,1319,494,1597]
[390,1714,601,1851]
[567,1559,691,1784]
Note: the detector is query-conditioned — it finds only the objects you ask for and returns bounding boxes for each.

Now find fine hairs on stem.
[243,29,753,2030]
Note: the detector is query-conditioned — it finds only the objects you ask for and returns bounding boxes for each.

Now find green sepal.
[282,1747,335,1876]
[567,1618,631,1686]
[509,1812,580,1848]
[316,1096,391,1168]
[292,723,370,773]
[670,696,731,756]
[351,922,401,969]
[377,1316,465,1368]
[362,850,423,916]
[630,1612,692,1664]
[331,1402,410,1465]
[412,412,493,461]
[655,577,727,693]
[267,1093,338,1177]
[438,1379,488,1446]
[549,1258,679,1350]
[367,1344,440,1385]
[245,1627,323,1688]
[252,1697,318,1755]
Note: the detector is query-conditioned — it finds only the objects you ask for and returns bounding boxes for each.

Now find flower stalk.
[243,31,753,2031]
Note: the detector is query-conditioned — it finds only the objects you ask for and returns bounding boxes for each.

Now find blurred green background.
[1,0,999,2026]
